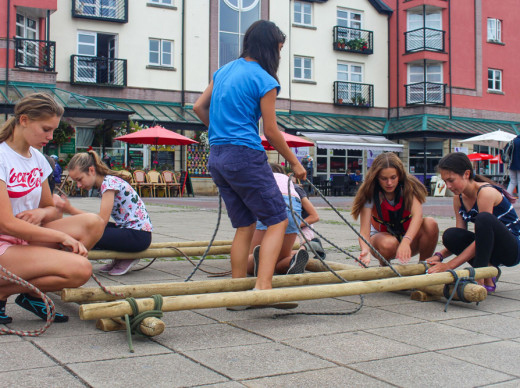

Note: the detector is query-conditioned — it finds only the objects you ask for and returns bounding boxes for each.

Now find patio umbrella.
[467,152,494,161]
[461,130,516,149]
[489,154,503,164]
[114,125,198,146]
[260,132,314,151]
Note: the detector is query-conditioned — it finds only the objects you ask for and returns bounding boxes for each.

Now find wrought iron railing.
[70,55,127,87]
[334,81,374,107]
[72,0,128,23]
[332,26,373,54]
[404,28,445,53]
[14,38,55,72]
[405,82,446,105]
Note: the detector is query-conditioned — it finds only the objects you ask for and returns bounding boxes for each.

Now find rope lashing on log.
[124,294,164,353]
[443,268,477,311]
[0,264,56,337]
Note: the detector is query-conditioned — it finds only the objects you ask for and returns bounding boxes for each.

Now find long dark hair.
[240,20,286,82]
[437,152,515,203]
[351,152,427,219]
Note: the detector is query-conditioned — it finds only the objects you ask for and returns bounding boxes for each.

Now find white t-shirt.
[0,142,52,216]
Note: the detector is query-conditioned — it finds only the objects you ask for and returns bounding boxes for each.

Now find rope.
[0,265,55,337]
[443,267,478,312]
[124,294,163,353]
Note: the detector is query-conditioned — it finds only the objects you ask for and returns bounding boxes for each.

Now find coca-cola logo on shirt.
[8,167,43,198]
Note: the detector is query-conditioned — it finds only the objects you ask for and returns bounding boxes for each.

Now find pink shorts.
[298,226,315,242]
[0,234,29,256]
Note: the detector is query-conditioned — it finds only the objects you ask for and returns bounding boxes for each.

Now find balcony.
[405,28,445,53]
[14,38,56,72]
[333,26,373,55]
[405,82,446,105]
[72,0,128,23]
[334,81,374,107]
[71,55,127,87]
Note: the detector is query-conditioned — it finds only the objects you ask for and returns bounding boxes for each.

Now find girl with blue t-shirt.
[194,20,306,291]
[56,151,153,276]
[427,152,520,293]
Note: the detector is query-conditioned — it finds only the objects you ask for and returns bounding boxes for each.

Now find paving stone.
[350,352,511,387]
[440,314,520,339]
[195,382,246,388]
[68,353,227,387]
[160,309,217,327]
[0,366,85,387]
[439,340,520,377]
[31,333,172,363]
[155,322,269,351]
[183,342,334,380]
[284,331,423,364]
[366,321,498,351]
[0,341,56,372]
[476,295,520,313]
[245,366,389,387]
[480,379,520,387]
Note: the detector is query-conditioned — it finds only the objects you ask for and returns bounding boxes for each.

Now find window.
[406,10,443,52]
[219,0,261,67]
[15,13,38,68]
[487,18,502,42]
[77,0,117,18]
[407,63,443,104]
[488,69,502,91]
[74,32,121,85]
[337,62,363,104]
[316,148,362,176]
[294,1,312,26]
[149,39,173,67]
[294,56,312,80]
[337,8,362,29]
[409,141,443,175]
[149,0,173,4]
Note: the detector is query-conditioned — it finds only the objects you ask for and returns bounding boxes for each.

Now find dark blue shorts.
[208,144,287,228]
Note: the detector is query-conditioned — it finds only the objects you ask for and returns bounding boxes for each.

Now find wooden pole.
[63,263,428,303]
[79,267,498,320]
[88,245,232,260]
[95,317,165,336]
[305,258,358,272]
[411,283,487,302]
[149,240,232,249]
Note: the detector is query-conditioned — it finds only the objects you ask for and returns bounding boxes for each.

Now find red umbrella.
[467,152,494,161]
[260,132,314,151]
[114,125,198,146]
[489,154,503,164]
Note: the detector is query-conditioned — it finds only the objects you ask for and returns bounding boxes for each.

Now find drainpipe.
[5,0,11,104]
[46,10,50,41]
[180,0,186,172]
[288,0,292,114]
[396,0,399,119]
[448,0,452,119]
[387,13,391,120]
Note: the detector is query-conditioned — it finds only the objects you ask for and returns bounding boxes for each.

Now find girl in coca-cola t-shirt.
[0,93,105,324]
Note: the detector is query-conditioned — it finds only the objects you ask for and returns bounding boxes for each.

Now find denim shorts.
[208,144,287,228]
[257,195,302,234]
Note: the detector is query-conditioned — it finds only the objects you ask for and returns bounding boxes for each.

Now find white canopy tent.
[301,132,404,152]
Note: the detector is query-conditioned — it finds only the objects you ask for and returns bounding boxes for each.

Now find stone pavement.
[1,196,520,387]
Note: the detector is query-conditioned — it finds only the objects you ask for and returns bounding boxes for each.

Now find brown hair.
[351,152,427,219]
[67,150,130,182]
[270,163,285,174]
[0,93,64,143]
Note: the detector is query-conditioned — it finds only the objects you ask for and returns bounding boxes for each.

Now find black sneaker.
[15,293,68,323]
[287,249,309,274]
[0,300,12,324]
[309,238,326,259]
[253,245,260,277]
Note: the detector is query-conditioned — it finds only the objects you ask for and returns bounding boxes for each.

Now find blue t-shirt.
[209,58,280,151]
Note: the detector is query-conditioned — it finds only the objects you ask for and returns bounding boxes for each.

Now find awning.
[302,132,403,151]
[277,111,387,135]
[98,98,205,131]
[0,82,133,121]
[385,115,519,139]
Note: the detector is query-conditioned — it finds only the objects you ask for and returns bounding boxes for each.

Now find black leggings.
[443,212,520,268]
[93,222,152,252]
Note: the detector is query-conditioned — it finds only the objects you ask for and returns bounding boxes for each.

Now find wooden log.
[149,240,232,249]
[305,258,359,272]
[88,245,232,260]
[411,283,487,302]
[95,317,165,336]
[63,263,429,303]
[79,267,498,320]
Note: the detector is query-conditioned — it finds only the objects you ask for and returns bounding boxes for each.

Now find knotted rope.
[124,294,164,353]
[443,267,478,312]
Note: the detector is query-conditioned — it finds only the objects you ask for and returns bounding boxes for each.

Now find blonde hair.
[351,152,427,219]
[67,150,130,182]
[0,93,64,143]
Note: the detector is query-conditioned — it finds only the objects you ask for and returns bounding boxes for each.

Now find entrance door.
[76,32,97,82]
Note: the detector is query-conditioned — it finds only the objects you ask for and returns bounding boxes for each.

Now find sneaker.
[287,249,310,275]
[98,260,116,273]
[252,245,260,277]
[0,300,12,324]
[108,259,140,276]
[15,293,68,323]
[309,238,326,260]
